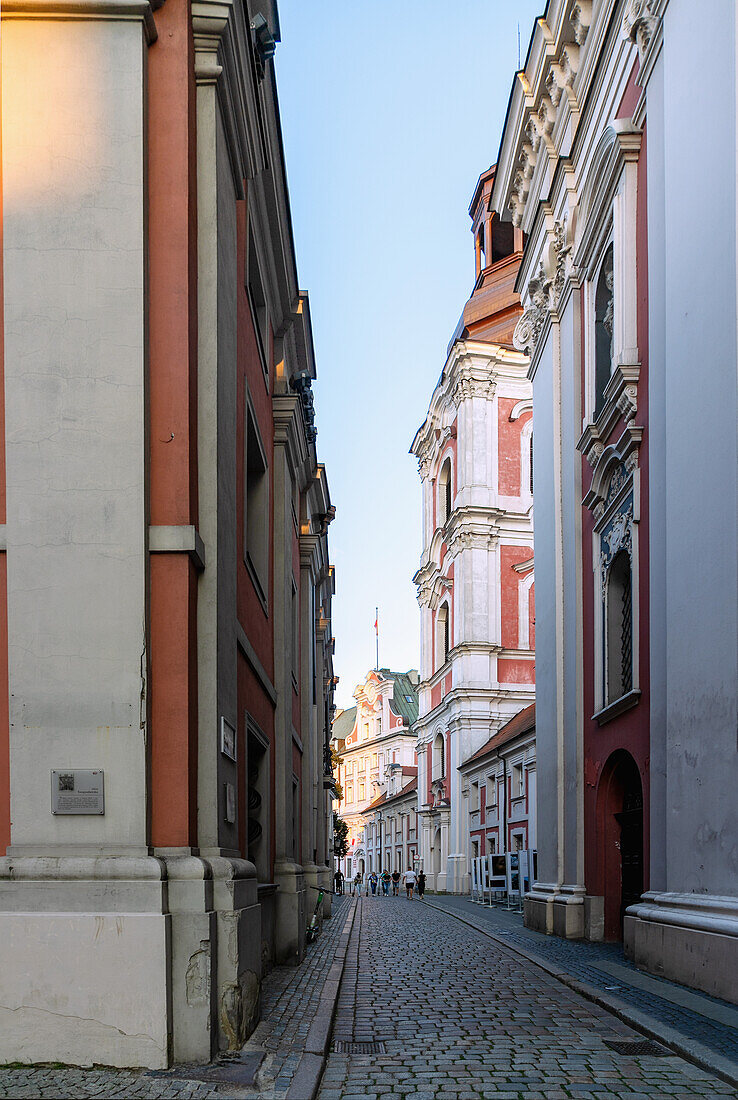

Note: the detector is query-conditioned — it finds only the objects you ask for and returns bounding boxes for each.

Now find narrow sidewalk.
[425,893,738,1088]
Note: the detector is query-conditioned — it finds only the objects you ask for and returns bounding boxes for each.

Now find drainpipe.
[495,750,508,855]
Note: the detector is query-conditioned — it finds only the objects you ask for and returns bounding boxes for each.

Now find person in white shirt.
[402,867,417,899]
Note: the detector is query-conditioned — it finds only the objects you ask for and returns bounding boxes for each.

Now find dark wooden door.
[615,785,643,928]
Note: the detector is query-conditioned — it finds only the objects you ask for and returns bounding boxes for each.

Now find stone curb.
[285,898,358,1100]
[424,898,738,1092]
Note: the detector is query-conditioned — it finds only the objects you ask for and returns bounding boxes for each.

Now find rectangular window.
[487,775,497,806]
[245,403,269,603]
[512,763,524,797]
[471,781,480,811]
[346,782,354,804]
[359,780,365,801]
[487,836,496,855]
[247,227,269,379]
[292,776,300,860]
[371,753,377,769]
[291,578,299,689]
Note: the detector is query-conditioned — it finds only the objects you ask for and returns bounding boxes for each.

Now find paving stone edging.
[285,897,358,1100]
[424,897,738,1093]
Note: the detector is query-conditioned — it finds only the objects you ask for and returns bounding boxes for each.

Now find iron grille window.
[621,566,633,694]
[607,549,633,702]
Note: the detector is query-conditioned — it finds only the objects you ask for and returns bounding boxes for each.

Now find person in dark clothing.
[417,871,426,899]
[391,869,401,896]
[334,869,344,896]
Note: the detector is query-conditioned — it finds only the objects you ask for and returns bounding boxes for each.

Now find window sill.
[245,553,269,615]
[593,688,641,726]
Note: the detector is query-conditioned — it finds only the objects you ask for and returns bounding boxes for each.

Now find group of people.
[333,867,426,900]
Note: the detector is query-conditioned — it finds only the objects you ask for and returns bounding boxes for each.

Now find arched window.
[438,457,452,526]
[594,244,614,418]
[432,732,445,780]
[520,419,533,498]
[436,601,450,669]
[606,549,632,702]
[529,433,534,495]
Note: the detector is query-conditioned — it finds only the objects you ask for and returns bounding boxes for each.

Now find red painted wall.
[498,399,531,495]
[581,98,650,936]
[148,4,199,847]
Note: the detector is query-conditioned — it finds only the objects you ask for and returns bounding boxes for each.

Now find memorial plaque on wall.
[51,770,105,814]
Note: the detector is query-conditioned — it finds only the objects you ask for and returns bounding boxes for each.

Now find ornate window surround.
[586,431,642,723]
[575,121,642,448]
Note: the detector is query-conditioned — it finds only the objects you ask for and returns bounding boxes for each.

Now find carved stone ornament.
[570,1,592,46]
[551,217,571,310]
[513,218,570,357]
[600,500,633,595]
[605,462,628,506]
[622,0,659,62]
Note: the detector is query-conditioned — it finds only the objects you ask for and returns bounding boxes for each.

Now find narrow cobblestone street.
[0,894,735,1099]
[320,896,737,1100]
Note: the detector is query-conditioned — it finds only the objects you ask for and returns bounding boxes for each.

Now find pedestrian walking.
[402,867,417,899]
[391,869,400,896]
[381,869,390,896]
[333,869,344,896]
[417,871,426,899]
[369,871,378,895]
[353,872,363,897]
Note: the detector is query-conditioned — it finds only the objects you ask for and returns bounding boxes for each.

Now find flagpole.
[375,606,379,671]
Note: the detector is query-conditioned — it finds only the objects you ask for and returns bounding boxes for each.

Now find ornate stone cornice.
[3,0,160,41]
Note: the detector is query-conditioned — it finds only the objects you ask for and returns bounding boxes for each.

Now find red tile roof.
[461,703,535,768]
[361,774,418,813]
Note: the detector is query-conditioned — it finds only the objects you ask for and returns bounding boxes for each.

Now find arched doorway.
[597,750,644,940]
[432,827,442,878]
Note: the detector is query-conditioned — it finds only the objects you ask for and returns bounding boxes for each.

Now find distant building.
[411,166,534,894]
[363,768,419,876]
[490,0,738,1002]
[332,669,419,879]
[459,704,536,863]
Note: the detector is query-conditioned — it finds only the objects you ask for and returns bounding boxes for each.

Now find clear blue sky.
[275,1,542,709]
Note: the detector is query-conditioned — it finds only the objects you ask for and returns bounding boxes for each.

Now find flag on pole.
[374,607,379,670]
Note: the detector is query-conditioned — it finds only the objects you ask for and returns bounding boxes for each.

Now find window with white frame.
[592,467,640,715]
[438,456,452,526]
[520,418,534,498]
[471,780,480,812]
[594,243,614,418]
[518,569,535,650]
[512,762,524,798]
[436,601,450,669]
[432,732,445,781]
[486,774,497,806]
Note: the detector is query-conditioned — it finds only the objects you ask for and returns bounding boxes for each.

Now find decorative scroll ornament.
[513,267,550,356]
[513,217,570,357]
[600,500,633,595]
[551,217,571,310]
[622,0,659,62]
[570,1,593,46]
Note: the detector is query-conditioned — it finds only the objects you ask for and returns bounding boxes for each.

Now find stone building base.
[524,885,588,939]
[624,892,738,1005]
[0,854,261,1068]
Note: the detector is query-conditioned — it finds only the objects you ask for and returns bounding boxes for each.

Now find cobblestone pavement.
[0,895,351,1100]
[426,895,738,1067]
[319,894,737,1099]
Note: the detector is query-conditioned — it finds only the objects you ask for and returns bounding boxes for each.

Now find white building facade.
[332,669,419,880]
[491,0,738,1001]
[411,180,536,894]
[363,768,419,876]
